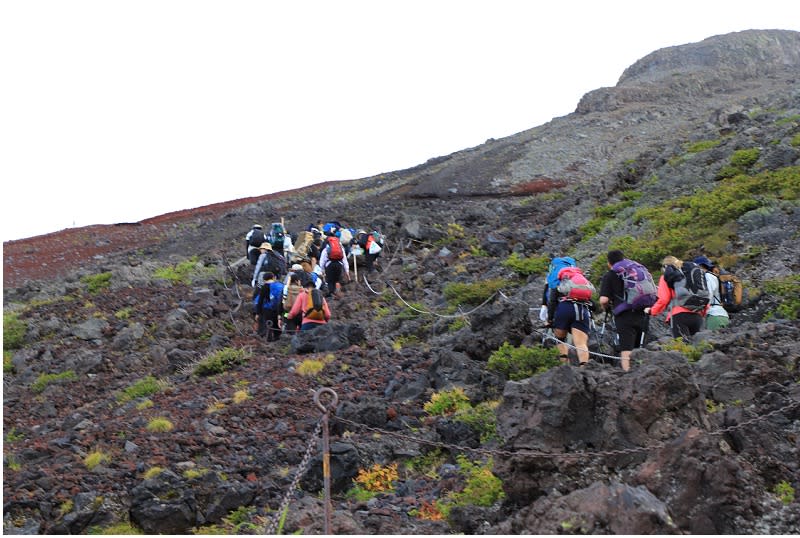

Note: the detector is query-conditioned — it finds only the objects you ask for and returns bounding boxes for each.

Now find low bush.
[502,253,550,277]
[443,278,507,306]
[3,312,26,351]
[194,347,250,376]
[487,342,561,380]
[81,272,112,294]
[31,370,77,393]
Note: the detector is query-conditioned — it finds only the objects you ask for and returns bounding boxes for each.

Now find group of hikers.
[541,250,742,371]
[244,220,385,341]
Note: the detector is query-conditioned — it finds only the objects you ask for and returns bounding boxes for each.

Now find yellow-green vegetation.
[4,352,14,374]
[424,387,471,416]
[762,274,800,320]
[436,455,505,518]
[233,389,250,404]
[114,307,133,320]
[194,346,250,376]
[183,467,210,480]
[502,253,550,277]
[117,375,164,403]
[661,338,713,362]
[487,342,562,380]
[195,506,259,535]
[392,334,420,350]
[84,450,111,470]
[153,257,203,285]
[81,272,113,294]
[296,358,326,376]
[685,139,722,153]
[143,466,165,479]
[5,428,24,443]
[443,278,507,306]
[31,370,78,393]
[610,166,800,269]
[773,480,795,504]
[424,388,499,442]
[791,133,800,147]
[206,400,226,414]
[705,399,725,414]
[405,449,448,480]
[6,453,22,471]
[136,399,154,410]
[88,521,143,535]
[3,312,27,351]
[447,317,468,332]
[146,417,174,432]
[59,499,75,517]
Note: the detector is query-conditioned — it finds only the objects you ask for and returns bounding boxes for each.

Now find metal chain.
[264,419,323,535]
[332,397,800,461]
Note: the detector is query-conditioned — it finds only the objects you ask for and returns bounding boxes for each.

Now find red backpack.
[326,236,344,261]
[556,267,595,302]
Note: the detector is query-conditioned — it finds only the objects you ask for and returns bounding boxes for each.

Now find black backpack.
[248,229,266,248]
[665,262,710,312]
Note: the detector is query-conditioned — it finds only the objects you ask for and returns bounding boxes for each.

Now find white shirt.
[705,271,729,318]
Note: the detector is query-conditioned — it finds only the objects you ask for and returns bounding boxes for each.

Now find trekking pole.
[352,250,358,284]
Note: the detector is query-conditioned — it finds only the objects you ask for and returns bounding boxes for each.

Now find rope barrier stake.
[314,388,338,535]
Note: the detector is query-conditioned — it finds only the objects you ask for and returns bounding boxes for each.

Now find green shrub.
[424,387,471,416]
[194,347,250,376]
[146,417,174,432]
[81,272,112,294]
[3,313,27,350]
[443,278,507,306]
[791,133,800,147]
[773,480,795,504]
[730,147,760,169]
[454,400,500,443]
[88,521,143,535]
[763,274,800,320]
[685,139,721,153]
[31,370,77,393]
[117,376,163,403]
[437,455,504,518]
[153,257,201,285]
[660,338,713,362]
[487,342,561,380]
[502,253,550,277]
[578,215,611,239]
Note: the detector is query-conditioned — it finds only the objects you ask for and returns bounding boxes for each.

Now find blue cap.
[693,255,714,269]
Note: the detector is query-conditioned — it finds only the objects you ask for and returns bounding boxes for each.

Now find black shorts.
[614,310,649,352]
[553,301,591,334]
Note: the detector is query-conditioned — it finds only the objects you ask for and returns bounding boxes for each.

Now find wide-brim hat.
[291,264,303,271]
[259,242,272,250]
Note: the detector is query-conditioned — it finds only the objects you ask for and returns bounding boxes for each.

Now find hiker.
[252,242,288,287]
[319,228,350,298]
[694,255,730,330]
[245,224,266,266]
[598,250,656,371]
[645,256,708,339]
[541,257,594,366]
[267,222,293,257]
[308,228,324,268]
[362,230,384,274]
[287,278,331,331]
[282,269,306,334]
[254,271,284,341]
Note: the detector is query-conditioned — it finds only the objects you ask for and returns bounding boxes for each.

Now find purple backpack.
[611,259,658,315]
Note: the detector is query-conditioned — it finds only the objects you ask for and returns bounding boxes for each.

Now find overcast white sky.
[2,1,798,242]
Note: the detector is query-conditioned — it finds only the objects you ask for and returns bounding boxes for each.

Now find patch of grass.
[502,253,550,277]
[114,307,133,320]
[685,139,722,153]
[5,453,22,471]
[31,370,78,393]
[194,347,250,376]
[206,399,226,414]
[454,400,500,443]
[143,466,165,479]
[424,387,471,416]
[233,389,250,404]
[183,468,210,480]
[84,450,111,470]
[81,272,112,294]
[443,278,507,306]
[762,274,800,320]
[487,342,561,380]
[153,257,202,285]
[116,376,163,404]
[4,351,14,374]
[296,358,326,376]
[790,133,800,147]
[5,428,24,443]
[136,399,154,410]
[88,521,143,535]
[405,449,447,479]
[146,417,174,432]
[436,455,504,518]
[3,312,27,350]
[660,338,713,362]
[774,480,796,504]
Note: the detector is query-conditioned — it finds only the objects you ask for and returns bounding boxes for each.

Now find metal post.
[314,387,338,535]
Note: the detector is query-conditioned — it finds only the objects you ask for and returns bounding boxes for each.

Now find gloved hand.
[539,305,548,322]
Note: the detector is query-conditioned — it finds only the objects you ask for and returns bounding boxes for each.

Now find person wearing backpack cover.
[540,256,594,366]
[254,272,284,341]
[645,256,709,339]
[288,277,331,331]
[319,229,350,298]
[598,250,656,371]
[693,255,730,330]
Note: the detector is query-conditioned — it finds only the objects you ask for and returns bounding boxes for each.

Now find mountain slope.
[3,29,800,535]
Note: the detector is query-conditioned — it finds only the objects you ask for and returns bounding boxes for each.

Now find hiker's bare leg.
[572,329,589,365]
[620,350,631,371]
[554,328,569,363]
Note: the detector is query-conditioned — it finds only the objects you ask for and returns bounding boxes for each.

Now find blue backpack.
[262,281,285,311]
[546,257,577,290]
